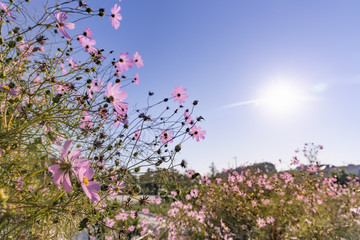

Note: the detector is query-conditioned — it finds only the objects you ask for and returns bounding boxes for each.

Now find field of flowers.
[0,1,359,240]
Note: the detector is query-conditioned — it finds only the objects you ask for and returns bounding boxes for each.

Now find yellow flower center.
[60,163,67,169]
[82,176,89,186]
[1,86,10,91]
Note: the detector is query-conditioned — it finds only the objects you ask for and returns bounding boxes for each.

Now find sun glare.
[258,82,306,115]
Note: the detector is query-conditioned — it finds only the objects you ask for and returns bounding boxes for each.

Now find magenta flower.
[110,4,122,30]
[0,1,15,19]
[79,36,97,54]
[54,11,75,39]
[160,130,174,144]
[189,125,206,142]
[78,167,101,201]
[48,140,90,192]
[105,82,128,115]
[171,85,188,104]
[133,52,144,68]
[115,52,134,74]
[134,73,139,85]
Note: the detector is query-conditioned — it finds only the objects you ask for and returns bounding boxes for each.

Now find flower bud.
[175,144,181,152]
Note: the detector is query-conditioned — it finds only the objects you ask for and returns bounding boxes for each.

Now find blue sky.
[87,0,360,174]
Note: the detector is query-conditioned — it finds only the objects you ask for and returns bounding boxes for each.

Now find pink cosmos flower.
[184,110,193,125]
[151,196,162,205]
[256,217,267,228]
[291,156,299,165]
[307,164,318,173]
[88,78,103,99]
[83,28,93,39]
[133,52,144,68]
[78,167,101,201]
[115,211,128,221]
[48,140,90,192]
[0,84,20,96]
[80,111,92,129]
[134,73,139,85]
[115,52,133,74]
[134,130,141,141]
[104,217,115,228]
[159,130,174,144]
[187,169,194,178]
[190,188,199,198]
[171,85,188,104]
[110,4,122,30]
[54,11,75,39]
[114,112,128,128]
[66,58,79,70]
[79,36,97,53]
[0,1,15,19]
[105,82,128,116]
[109,180,124,196]
[189,125,206,141]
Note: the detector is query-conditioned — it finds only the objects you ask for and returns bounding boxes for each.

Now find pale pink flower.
[133,52,144,68]
[115,211,128,221]
[159,130,174,144]
[0,1,15,19]
[104,217,115,228]
[134,73,139,85]
[54,11,75,39]
[151,196,162,204]
[105,82,128,116]
[66,58,79,70]
[48,140,90,192]
[80,111,92,129]
[256,217,267,228]
[171,85,188,104]
[142,208,149,214]
[88,78,103,99]
[79,36,97,53]
[78,167,101,201]
[190,188,199,198]
[115,52,133,74]
[128,225,135,232]
[134,130,141,140]
[83,28,93,39]
[189,125,206,141]
[110,4,122,30]
[184,110,193,125]
[187,169,194,178]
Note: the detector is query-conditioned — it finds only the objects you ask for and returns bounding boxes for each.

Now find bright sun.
[257,82,306,115]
